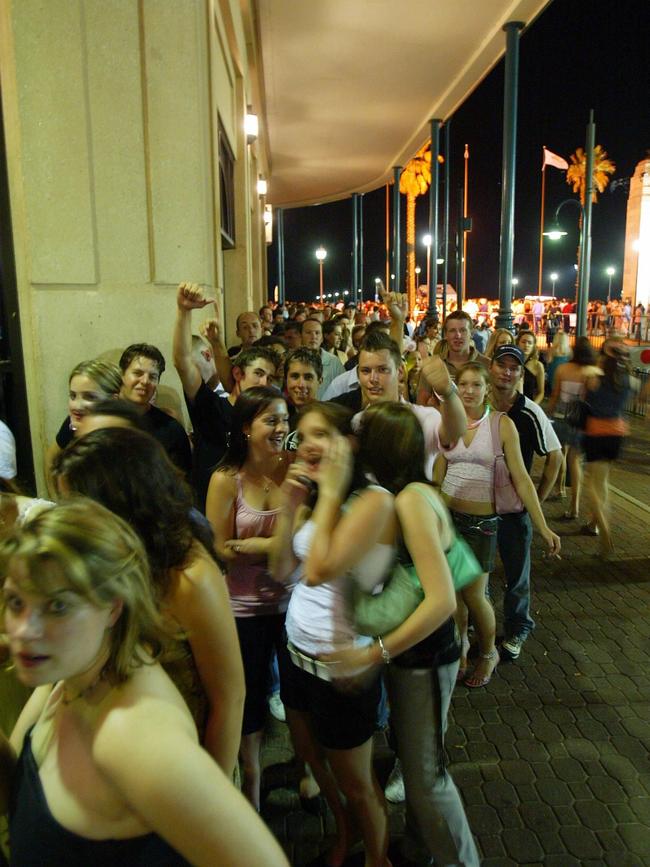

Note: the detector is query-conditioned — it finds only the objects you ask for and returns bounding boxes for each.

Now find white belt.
[287,641,339,683]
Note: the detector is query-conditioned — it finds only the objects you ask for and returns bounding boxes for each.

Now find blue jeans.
[497,511,535,640]
[387,661,479,867]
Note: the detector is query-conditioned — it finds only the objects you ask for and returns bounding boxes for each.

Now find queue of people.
[0,284,639,867]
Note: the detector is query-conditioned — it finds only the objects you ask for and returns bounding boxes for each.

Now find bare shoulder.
[93,667,197,768]
[209,468,238,492]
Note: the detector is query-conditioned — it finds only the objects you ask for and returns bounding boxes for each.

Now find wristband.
[435,381,459,402]
[377,636,391,665]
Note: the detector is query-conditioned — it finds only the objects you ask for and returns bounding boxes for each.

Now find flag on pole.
[542,147,569,171]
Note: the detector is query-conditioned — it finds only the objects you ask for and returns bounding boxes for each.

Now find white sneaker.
[501,636,524,660]
[384,759,405,803]
[268,692,286,722]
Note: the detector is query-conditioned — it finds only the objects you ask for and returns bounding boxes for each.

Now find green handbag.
[349,483,482,637]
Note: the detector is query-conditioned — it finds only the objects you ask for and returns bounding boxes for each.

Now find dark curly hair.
[51,428,214,599]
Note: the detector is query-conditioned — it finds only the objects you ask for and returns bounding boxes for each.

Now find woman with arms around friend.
[0,501,288,867]
[51,428,245,779]
[303,401,480,867]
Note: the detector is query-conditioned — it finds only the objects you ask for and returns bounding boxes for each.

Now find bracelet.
[435,381,459,402]
[377,636,391,665]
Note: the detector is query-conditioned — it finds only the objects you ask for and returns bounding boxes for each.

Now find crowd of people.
[0,284,641,867]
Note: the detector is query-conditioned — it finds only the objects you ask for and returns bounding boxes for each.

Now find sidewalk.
[260,418,650,866]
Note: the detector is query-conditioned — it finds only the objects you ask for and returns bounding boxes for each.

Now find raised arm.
[501,415,561,556]
[173,282,215,402]
[420,355,467,445]
[200,314,235,394]
[168,555,245,778]
[94,706,289,867]
[380,288,407,354]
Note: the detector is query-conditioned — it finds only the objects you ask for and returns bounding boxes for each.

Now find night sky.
[267,0,649,304]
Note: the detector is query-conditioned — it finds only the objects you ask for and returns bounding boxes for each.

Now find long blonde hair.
[0,499,170,683]
[485,328,514,359]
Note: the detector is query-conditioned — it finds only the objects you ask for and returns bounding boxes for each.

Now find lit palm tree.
[566,144,615,204]
[400,144,431,311]
[566,145,615,289]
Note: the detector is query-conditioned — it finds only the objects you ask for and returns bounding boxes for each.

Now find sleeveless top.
[9,729,190,866]
[441,412,495,503]
[160,637,208,739]
[227,474,290,617]
[286,486,395,657]
[522,365,538,400]
[553,377,584,419]
[584,374,631,437]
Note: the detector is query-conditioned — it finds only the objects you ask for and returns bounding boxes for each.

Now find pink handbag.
[488,411,524,515]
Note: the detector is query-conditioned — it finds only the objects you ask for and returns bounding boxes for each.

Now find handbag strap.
[488,409,505,458]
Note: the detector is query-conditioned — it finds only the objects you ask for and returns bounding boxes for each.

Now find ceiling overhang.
[256,0,550,208]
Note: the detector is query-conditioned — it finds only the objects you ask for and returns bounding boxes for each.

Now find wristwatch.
[436,381,459,402]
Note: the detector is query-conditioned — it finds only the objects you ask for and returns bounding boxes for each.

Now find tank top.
[522,365,538,400]
[286,486,395,657]
[441,412,495,503]
[9,729,190,866]
[226,475,290,617]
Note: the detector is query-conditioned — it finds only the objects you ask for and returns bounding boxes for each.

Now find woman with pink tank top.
[206,387,291,810]
[434,362,559,688]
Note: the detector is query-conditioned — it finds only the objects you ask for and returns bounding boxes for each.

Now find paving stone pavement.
[260,417,650,866]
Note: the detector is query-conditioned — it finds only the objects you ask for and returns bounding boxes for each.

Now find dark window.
[218,119,235,249]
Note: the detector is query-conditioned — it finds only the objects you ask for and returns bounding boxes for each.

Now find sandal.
[464,649,499,689]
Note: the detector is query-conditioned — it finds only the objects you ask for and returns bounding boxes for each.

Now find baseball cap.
[493,345,524,365]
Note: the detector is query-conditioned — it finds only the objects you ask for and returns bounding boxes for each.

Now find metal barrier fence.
[626,368,649,418]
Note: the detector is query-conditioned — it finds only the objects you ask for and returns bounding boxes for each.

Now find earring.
[245,433,250,440]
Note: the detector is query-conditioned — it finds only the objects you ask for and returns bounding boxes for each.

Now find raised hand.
[200,317,222,347]
[380,289,408,321]
[317,432,353,502]
[176,282,216,310]
[279,463,314,512]
[421,354,453,397]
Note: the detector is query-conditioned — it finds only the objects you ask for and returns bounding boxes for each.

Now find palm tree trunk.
[406,193,416,312]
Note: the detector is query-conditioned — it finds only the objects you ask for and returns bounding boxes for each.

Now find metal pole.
[442,120,450,322]
[277,208,285,304]
[456,186,464,309]
[359,194,364,303]
[319,260,324,305]
[495,20,524,332]
[428,119,442,320]
[352,193,359,303]
[392,166,402,293]
[577,110,595,338]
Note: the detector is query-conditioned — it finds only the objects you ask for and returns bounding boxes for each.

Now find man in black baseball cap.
[489,341,562,662]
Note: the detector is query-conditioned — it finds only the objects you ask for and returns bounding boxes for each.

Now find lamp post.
[605,266,615,302]
[414,266,421,291]
[422,234,432,295]
[511,277,519,300]
[550,272,558,297]
[315,247,327,304]
[543,198,587,335]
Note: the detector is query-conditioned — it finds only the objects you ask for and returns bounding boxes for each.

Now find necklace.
[60,668,107,705]
[467,408,489,429]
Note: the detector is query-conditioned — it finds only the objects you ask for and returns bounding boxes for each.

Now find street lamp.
[605,266,615,302]
[511,277,519,299]
[414,266,421,291]
[315,246,327,304]
[543,198,588,334]
[549,272,558,297]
